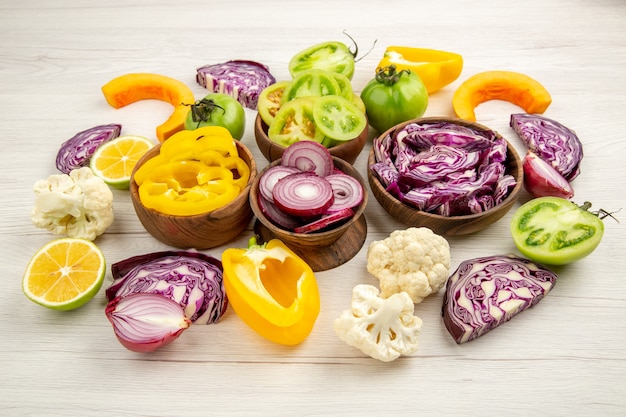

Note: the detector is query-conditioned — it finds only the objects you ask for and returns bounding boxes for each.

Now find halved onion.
[523,151,574,199]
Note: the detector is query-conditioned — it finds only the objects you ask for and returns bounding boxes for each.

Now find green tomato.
[257,81,290,127]
[313,95,366,143]
[281,69,341,104]
[184,93,245,139]
[288,41,356,80]
[360,65,429,133]
[268,97,325,147]
[510,197,605,265]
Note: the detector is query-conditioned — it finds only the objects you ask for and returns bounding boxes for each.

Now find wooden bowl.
[367,117,523,236]
[130,140,257,249]
[254,113,368,165]
[250,156,368,271]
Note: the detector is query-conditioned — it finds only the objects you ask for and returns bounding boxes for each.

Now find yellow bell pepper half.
[377,46,463,94]
[222,237,320,346]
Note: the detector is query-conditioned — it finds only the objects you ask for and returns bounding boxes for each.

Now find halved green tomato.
[268,97,325,147]
[510,197,605,265]
[288,41,356,80]
[281,70,341,104]
[313,95,367,143]
[258,81,290,127]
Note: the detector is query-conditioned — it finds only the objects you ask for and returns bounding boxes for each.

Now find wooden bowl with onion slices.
[367,117,523,236]
[130,139,257,249]
[253,113,369,164]
[250,141,368,271]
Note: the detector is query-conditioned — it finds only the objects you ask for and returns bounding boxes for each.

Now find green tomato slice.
[510,197,604,265]
[288,41,355,80]
[268,97,325,147]
[281,70,341,104]
[258,81,290,127]
[313,95,367,142]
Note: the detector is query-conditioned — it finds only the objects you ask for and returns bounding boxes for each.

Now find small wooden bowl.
[254,113,368,165]
[250,156,368,271]
[368,117,523,236]
[130,140,257,249]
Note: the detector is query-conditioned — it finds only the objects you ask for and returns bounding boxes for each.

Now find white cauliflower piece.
[334,284,423,362]
[367,227,451,303]
[32,167,114,241]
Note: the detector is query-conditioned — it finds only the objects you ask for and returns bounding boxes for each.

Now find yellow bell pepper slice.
[222,237,321,345]
[378,46,463,94]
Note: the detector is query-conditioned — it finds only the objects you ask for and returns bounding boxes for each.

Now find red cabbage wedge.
[196,60,276,110]
[56,123,122,174]
[106,250,227,325]
[442,254,557,344]
[510,113,583,181]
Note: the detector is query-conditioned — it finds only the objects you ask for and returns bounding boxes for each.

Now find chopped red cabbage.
[510,113,583,181]
[371,121,517,216]
[442,254,557,344]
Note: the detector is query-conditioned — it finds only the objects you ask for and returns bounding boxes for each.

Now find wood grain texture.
[1,0,625,416]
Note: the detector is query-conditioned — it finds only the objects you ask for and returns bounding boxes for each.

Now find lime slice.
[90,134,154,189]
[22,238,106,311]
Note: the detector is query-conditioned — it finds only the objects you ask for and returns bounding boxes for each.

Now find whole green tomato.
[184,93,245,139]
[360,65,429,133]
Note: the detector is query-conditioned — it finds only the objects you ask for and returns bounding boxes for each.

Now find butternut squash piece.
[452,70,551,122]
[102,73,195,142]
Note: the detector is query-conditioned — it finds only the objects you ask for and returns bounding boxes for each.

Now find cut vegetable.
[272,172,334,217]
[55,123,122,174]
[105,293,191,353]
[522,151,574,199]
[452,71,552,122]
[293,207,354,233]
[101,73,195,142]
[281,140,334,177]
[325,173,364,212]
[442,254,557,344]
[258,165,301,202]
[106,250,227,324]
[510,113,583,181]
[196,60,276,109]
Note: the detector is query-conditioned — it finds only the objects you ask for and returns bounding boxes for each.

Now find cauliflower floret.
[31,167,114,241]
[367,227,451,303]
[334,284,422,362]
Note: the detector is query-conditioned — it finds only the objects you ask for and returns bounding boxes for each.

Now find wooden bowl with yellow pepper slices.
[129,126,257,249]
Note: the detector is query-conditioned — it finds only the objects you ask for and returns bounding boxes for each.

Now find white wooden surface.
[1,0,625,416]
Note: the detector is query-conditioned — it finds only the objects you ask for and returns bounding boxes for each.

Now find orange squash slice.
[101,73,195,142]
[452,70,551,122]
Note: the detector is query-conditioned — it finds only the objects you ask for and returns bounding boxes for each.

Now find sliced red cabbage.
[106,251,227,325]
[55,123,122,174]
[196,60,276,109]
[510,113,583,181]
[370,121,516,216]
[442,254,557,344]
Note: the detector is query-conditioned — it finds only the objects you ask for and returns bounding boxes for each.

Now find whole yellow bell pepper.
[222,237,320,345]
[377,46,463,94]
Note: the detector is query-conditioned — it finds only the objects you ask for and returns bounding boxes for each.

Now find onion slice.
[325,173,364,212]
[281,141,334,177]
[105,293,191,353]
[522,151,574,199]
[258,165,300,202]
[272,172,334,217]
[294,207,355,233]
[257,194,303,230]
